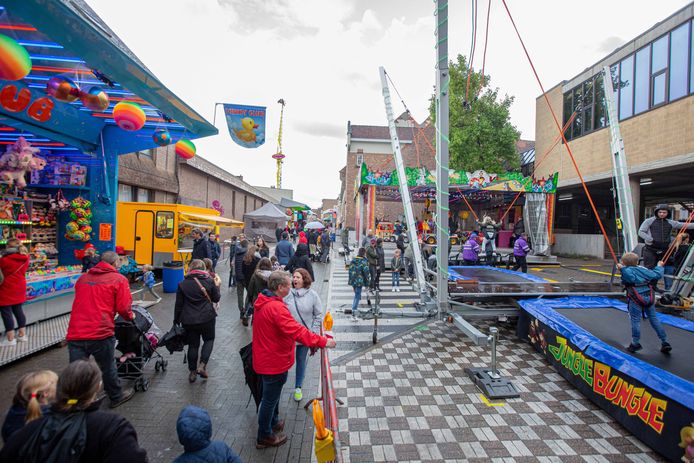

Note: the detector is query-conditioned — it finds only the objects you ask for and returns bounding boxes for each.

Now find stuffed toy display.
[0,137,46,188]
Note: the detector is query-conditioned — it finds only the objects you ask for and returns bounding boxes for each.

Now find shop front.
[0,0,217,324]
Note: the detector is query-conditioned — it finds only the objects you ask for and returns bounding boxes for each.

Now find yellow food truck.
[116,202,243,267]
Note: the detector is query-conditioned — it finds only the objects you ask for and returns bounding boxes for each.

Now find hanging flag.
[223,103,266,148]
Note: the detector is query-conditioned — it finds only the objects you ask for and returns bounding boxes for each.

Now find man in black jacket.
[191,229,211,260]
[234,239,248,319]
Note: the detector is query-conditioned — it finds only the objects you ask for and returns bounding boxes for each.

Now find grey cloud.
[597,36,625,54]
[293,121,345,138]
[217,0,318,37]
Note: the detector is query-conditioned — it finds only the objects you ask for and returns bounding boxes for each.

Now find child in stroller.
[114,305,166,392]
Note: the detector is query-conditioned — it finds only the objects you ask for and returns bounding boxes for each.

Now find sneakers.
[108,388,135,409]
[660,342,672,354]
[391,288,396,292]
[17,335,28,343]
[626,343,643,353]
[0,338,17,347]
[293,388,303,402]
[256,433,288,449]
[396,287,400,292]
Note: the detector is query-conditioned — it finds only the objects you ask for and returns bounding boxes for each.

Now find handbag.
[193,278,219,313]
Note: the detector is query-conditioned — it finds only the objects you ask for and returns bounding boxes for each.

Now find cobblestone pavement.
[332,319,665,463]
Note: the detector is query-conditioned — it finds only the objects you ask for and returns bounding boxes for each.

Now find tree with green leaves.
[429,54,520,173]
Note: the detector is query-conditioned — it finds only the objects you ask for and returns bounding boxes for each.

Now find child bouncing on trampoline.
[617,252,671,354]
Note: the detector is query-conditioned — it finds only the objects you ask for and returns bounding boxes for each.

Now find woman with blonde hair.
[1,370,58,442]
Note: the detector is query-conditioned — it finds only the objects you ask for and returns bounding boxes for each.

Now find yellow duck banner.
[223,103,266,148]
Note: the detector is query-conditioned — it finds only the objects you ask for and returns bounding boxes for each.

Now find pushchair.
[114,305,167,392]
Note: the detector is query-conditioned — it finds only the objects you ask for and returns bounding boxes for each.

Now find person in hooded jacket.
[638,204,694,270]
[0,359,148,463]
[233,239,248,317]
[284,268,323,402]
[252,272,336,449]
[0,239,30,347]
[298,231,308,245]
[285,243,315,281]
[274,232,294,267]
[174,259,221,383]
[244,258,272,325]
[172,405,241,463]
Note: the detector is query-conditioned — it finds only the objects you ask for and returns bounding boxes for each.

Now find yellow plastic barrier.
[313,400,336,462]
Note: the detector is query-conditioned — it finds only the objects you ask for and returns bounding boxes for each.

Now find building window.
[118,183,133,202]
[669,22,689,101]
[136,188,151,203]
[156,211,174,239]
[634,46,650,115]
[593,76,606,130]
[619,55,634,119]
[651,34,669,107]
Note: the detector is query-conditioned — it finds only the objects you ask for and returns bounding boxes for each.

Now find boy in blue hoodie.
[617,252,671,354]
[173,406,242,463]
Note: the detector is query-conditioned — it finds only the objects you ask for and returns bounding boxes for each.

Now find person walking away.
[375,238,385,290]
[2,370,57,442]
[348,248,371,320]
[174,259,221,383]
[638,204,694,271]
[81,245,99,273]
[286,243,315,281]
[391,249,403,292]
[233,239,249,319]
[139,264,161,302]
[275,232,295,267]
[512,232,531,273]
[253,272,336,449]
[203,258,222,288]
[366,239,379,290]
[275,226,283,244]
[0,239,29,347]
[462,233,480,265]
[66,251,135,408]
[284,269,323,402]
[257,237,270,258]
[298,230,308,245]
[320,228,331,263]
[245,258,272,325]
[227,236,238,288]
[0,360,148,463]
[340,225,349,247]
[191,228,211,261]
[173,405,242,463]
[618,253,671,354]
[209,233,221,271]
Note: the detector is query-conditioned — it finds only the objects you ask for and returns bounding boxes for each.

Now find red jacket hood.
[88,261,118,275]
[1,253,29,266]
[254,290,281,311]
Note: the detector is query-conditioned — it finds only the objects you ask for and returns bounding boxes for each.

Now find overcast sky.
[86,0,690,208]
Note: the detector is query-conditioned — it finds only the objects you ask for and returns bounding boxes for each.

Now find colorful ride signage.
[0,83,54,122]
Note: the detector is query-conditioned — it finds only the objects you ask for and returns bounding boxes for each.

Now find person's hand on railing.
[325,338,336,348]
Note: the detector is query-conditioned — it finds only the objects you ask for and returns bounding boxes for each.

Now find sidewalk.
[332,319,664,462]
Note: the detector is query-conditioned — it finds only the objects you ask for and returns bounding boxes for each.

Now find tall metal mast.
[272,99,286,188]
[602,66,637,252]
[434,0,450,315]
[379,67,427,300]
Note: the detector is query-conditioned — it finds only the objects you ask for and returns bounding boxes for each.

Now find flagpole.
[212,102,223,127]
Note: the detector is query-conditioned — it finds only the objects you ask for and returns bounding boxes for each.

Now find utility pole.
[379,67,428,300]
[434,0,450,315]
[602,66,637,252]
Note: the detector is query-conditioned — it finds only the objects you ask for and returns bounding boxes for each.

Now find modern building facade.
[534,3,694,251]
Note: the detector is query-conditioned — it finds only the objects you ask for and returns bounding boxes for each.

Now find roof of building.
[515,139,535,154]
[349,125,415,141]
[181,156,275,202]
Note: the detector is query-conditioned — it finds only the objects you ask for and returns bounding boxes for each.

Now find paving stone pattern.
[332,320,665,463]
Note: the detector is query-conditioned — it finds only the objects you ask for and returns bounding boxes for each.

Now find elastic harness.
[624,283,656,319]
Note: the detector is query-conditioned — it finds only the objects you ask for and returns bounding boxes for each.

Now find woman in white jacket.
[284,268,323,402]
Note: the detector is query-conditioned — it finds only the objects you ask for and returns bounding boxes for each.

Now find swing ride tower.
[272,99,286,188]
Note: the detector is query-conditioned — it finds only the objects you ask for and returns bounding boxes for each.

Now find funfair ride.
[272,99,286,188]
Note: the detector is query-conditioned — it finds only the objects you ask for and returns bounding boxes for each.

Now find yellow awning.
[179,212,244,228]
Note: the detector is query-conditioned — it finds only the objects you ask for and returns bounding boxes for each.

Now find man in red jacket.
[66,251,135,408]
[253,271,336,449]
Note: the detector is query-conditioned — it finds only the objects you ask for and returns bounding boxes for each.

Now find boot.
[197,362,208,379]
[256,433,287,449]
[188,370,197,383]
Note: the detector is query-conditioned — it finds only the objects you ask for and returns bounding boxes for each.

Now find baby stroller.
[114,305,167,392]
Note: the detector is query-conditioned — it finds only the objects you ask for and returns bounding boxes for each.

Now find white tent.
[243,203,289,242]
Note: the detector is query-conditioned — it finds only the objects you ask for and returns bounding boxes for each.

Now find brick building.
[534,3,694,250]
[338,113,436,231]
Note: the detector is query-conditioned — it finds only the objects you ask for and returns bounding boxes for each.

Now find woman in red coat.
[0,239,29,347]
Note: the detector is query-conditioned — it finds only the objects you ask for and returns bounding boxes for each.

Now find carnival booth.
[0,0,217,324]
[356,163,558,256]
[243,202,289,243]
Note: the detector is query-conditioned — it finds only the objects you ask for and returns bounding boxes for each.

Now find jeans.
[352,286,362,314]
[664,265,675,290]
[257,371,288,441]
[391,271,400,287]
[369,265,378,289]
[236,286,246,318]
[0,304,26,332]
[212,258,218,272]
[320,246,330,263]
[184,319,215,371]
[627,301,668,345]
[403,257,413,278]
[295,344,309,388]
[140,287,160,301]
[68,337,122,402]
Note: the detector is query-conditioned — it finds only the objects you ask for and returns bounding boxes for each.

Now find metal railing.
[317,325,342,463]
